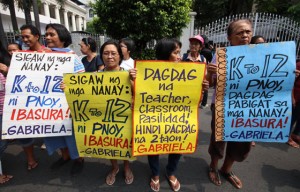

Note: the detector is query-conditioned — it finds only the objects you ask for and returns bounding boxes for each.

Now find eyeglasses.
[103,52,119,58]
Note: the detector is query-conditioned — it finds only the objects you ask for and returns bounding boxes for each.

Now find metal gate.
[194,12,300,57]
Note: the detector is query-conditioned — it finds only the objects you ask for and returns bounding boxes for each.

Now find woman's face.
[45,27,64,48]
[80,41,90,54]
[228,21,253,46]
[254,37,265,44]
[120,42,129,58]
[7,44,20,56]
[169,44,181,62]
[102,44,120,69]
[21,29,40,50]
[189,40,201,53]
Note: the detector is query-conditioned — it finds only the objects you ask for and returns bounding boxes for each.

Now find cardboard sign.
[64,72,135,160]
[2,52,74,139]
[215,41,296,142]
[133,61,206,156]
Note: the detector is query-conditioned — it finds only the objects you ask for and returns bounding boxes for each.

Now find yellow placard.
[64,72,135,160]
[133,61,206,156]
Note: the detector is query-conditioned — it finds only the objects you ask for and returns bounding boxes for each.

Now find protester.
[43,23,85,176]
[0,40,13,184]
[2,41,39,171]
[80,37,104,72]
[182,35,208,109]
[7,43,21,56]
[200,34,213,63]
[250,35,266,44]
[20,24,48,51]
[20,24,50,168]
[147,38,209,192]
[249,35,267,147]
[98,40,135,185]
[182,34,206,63]
[119,38,135,70]
[287,59,300,148]
[207,19,254,189]
[200,35,213,109]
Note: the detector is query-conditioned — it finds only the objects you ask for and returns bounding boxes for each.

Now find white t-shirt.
[120,57,134,70]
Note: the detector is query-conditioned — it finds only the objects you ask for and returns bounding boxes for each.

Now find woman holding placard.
[43,23,85,176]
[207,19,254,189]
[99,40,135,186]
[147,38,209,192]
[0,40,13,184]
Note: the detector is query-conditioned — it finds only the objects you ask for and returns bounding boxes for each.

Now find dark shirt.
[82,55,104,72]
[294,61,300,102]
[200,48,213,63]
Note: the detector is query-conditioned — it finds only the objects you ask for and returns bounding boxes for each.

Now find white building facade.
[0,0,87,34]
[79,0,95,23]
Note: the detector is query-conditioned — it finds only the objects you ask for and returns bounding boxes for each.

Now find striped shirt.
[51,48,85,73]
[0,73,6,115]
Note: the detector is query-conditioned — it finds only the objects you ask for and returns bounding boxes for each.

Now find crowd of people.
[0,18,299,192]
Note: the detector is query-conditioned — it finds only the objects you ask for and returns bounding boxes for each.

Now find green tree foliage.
[193,0,228,27]
[93,0,192,55]
[193,0,253,27]
[288,2,300,22]
[193,0,299,27]
[255,0,300,22]
[86,18,105,34]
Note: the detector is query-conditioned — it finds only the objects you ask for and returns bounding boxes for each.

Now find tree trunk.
[8,0,18,32]
[32,0,40,31]
[23,0,32,25]
[0,13,8,48]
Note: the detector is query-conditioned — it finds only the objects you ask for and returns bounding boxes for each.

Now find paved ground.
[1,89,300,192]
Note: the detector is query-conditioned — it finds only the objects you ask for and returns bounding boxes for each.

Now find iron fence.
[194,12,300,57]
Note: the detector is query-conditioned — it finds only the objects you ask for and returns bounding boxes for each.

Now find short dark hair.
[250,35,266,44]
[100,39,124,65]
[227,19,253,37]
[82,37,97,52]
[45,23,72,47]
[119,38,135,52]
[155,38,182,60]
[8,43,21,50]
[0,40,11,66]
[20,24,41,40]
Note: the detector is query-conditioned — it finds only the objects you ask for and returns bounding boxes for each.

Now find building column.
[63,10,69,31]
[78,16,83,31]
[189,12,197,37]
[54,5,61,23]
[71,13,77,31]
[43,2,50,17]
[82,18,86,31]
[75,16,79,31]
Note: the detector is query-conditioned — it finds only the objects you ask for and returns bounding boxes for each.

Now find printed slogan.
[133,61,206,156]
[215,41,296,142]
[2,52,74,139]
[64,72,135,160]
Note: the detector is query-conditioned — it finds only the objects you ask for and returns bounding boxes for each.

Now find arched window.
[89,9,94,18]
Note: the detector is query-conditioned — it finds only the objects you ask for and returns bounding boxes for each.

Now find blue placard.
[216,41,296,142]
